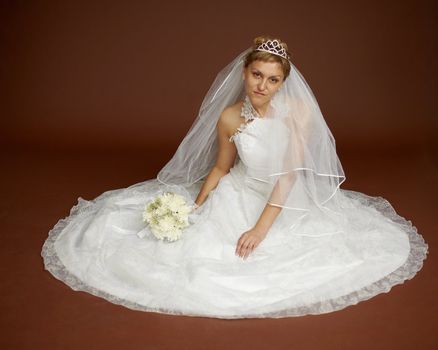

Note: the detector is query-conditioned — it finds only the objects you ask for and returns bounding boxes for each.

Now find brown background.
[1,0,437,349]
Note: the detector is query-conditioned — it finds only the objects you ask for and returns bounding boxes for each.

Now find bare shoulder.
[218,100,244,133]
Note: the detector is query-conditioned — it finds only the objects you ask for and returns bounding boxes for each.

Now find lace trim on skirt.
[41,184,429,319]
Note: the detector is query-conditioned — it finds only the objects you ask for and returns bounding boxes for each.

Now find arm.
[194,109,237,206]
[255,100,311,234]
[236,101,310,259]
[235,173,297,260]
[253,172,297,235]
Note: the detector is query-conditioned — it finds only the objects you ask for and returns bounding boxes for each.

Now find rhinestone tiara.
[255,39,290,61]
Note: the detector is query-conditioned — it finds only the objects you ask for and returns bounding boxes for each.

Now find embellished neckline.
[241,96,264,122]
[229,96,265,143]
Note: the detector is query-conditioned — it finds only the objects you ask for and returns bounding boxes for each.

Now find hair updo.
[244,36,292,81]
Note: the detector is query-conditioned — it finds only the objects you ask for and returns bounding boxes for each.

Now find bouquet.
[142,192,194,242]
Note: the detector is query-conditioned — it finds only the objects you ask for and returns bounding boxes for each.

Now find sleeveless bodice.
[229,97,289,178]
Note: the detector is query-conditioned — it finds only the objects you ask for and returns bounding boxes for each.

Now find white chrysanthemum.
[167,200,183,213]
[142,191,192,242]
[160,192,174,206]
[142,210,153,222]
[170,193,186,205]
[155,205,168,217]
[155,216,181,241]
[159,215,176,229]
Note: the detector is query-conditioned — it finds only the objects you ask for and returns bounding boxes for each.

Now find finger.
[243,247,251,260]
[251,238,260,249]
[243,243,255,259]
[238,241,248,257]
[237,242,247,258]
[235,238,241,255]
[242,239,253,258]
[236,234,248,256]
[235,238,244,255]
[245,238,260,258]
[241,241,253,259]
[236,233,245,247]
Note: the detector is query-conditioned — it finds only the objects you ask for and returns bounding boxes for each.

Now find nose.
[258,79,267,91]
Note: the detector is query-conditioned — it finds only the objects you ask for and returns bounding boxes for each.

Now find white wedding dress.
[42,98,429,319]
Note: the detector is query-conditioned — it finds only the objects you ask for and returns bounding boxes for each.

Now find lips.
[254,91,265,96]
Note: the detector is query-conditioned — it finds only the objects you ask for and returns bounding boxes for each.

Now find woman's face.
[243,59,285,110]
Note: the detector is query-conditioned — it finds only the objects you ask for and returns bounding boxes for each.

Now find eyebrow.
[251,69,282,79]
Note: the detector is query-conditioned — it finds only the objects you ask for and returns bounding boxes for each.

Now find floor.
[1,147,436,349]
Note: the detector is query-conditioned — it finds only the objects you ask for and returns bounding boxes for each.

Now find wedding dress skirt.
[42,117,429,319]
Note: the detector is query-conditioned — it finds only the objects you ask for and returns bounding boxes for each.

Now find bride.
[42,36,429,319]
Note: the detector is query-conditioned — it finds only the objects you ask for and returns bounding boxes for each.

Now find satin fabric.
[42,109,428,318]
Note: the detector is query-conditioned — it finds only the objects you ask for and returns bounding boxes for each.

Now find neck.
[247,95,269,118]
[254,104,267,117]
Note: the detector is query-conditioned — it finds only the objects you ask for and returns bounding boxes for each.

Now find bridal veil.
[157,44,346,233]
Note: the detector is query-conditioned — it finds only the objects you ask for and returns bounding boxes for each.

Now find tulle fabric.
[41,176,428,319]
[157,47,345,223]
[41,46,429,319]
[41,114,428,318]
[157,48,250,186]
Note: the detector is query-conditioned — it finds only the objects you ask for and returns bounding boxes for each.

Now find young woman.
[42,36,428,319]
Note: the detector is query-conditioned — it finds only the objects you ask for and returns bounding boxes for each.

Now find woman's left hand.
[235,227,267,260]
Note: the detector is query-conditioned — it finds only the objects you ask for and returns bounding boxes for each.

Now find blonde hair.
[244,36,292,80]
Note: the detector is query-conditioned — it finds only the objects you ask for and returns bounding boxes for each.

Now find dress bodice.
[229,96,290,183]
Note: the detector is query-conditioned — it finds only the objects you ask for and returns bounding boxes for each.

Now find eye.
[270,78,279,83]
[252,72,261,77]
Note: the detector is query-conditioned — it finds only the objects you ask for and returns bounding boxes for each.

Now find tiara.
[255,39,290,60]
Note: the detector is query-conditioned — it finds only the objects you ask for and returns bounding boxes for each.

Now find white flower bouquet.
[141,192,194,242]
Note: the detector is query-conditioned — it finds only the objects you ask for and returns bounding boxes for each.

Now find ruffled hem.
[41,186,429,319]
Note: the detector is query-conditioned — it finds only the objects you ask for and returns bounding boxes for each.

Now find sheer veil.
[157,48,251,185]
[156,44,346,234]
